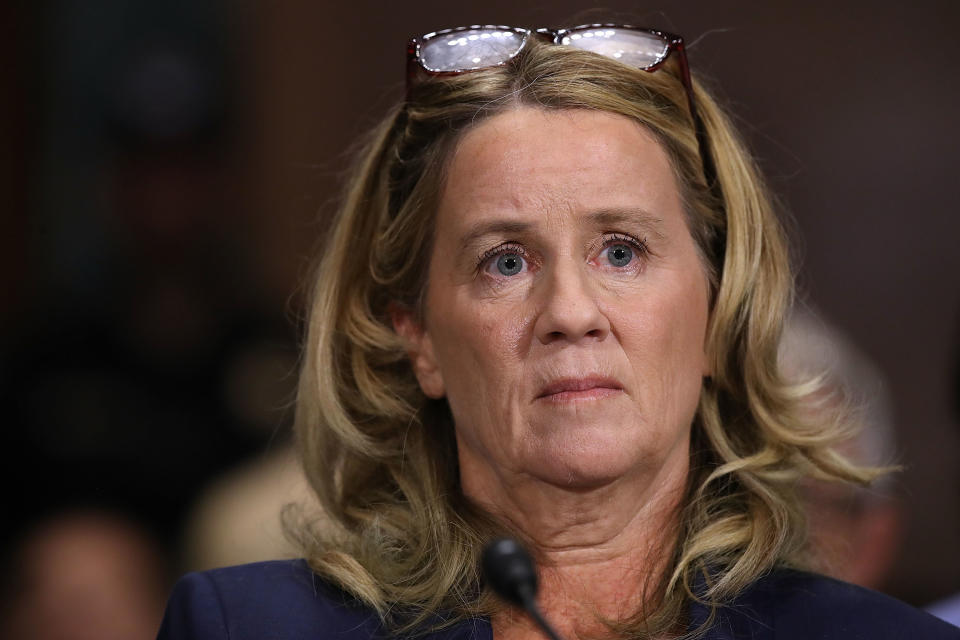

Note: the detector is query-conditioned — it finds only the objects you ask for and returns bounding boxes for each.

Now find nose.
[533,261,610,345]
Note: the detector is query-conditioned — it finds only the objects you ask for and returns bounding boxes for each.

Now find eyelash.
[603,233,650,261]
[477,243,529,271]
[475,234,650,274]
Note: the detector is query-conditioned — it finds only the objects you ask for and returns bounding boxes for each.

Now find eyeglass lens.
[558,28,669,70]
[419,28,527,73]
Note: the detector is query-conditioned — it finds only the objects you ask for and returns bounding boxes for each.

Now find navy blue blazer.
[157,560,959,639]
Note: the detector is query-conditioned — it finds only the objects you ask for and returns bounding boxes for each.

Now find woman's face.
[396,107,711,495]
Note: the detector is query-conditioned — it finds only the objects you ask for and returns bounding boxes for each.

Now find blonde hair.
[291,38,878,637]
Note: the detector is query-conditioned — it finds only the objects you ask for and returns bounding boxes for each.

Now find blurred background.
[2,0,959,637]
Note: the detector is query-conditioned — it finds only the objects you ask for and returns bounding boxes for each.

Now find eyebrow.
[459,220,533,252]
[458,206,666,251]
[586,208,666,239]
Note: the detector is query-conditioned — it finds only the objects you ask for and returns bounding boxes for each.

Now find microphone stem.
[519,591,565,640]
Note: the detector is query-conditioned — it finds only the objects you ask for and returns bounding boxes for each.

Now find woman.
[158,25,958,639]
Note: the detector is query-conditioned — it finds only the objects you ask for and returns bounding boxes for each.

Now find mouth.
[536,376,624,403]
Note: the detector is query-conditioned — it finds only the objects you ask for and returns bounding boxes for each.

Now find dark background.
[4,0,959,608]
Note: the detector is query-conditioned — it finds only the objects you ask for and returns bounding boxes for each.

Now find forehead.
[439,107,683,225]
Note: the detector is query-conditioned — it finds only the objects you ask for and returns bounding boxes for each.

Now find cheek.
[431,280,532,371]
[428,292,541,448]
[614,275,708,408]
[430,296,518,402]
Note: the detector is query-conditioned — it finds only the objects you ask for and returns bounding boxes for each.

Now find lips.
[536,376,624,402]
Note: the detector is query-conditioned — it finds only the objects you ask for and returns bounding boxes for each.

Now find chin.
[526,431,654,489]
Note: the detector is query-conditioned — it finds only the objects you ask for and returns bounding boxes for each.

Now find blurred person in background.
[0,511,168,640]
[925,321,960,627]
[180,445,312,572]
[779,308,903,591]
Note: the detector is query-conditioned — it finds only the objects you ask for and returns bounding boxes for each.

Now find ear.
[389,303,446,399]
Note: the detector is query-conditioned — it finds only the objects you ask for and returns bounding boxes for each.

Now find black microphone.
[481,538,565,640]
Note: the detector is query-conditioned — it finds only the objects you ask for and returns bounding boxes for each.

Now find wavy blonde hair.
[291,37,879,637]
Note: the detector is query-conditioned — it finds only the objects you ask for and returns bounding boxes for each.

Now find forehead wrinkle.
[453,184,575,248]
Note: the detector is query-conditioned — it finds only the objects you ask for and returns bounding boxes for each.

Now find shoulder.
[157,559,493,640]
[157,559,383,640]
[928,592,960,627]
[705,569,960,640]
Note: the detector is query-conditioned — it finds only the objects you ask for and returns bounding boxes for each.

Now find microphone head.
[481,537,538,607]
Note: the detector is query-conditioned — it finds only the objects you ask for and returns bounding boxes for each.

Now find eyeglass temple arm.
[671,42,721,204]
[405,40,420,97]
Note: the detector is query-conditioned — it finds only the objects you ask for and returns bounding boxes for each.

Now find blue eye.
[496,252,524,276]
[605,243,634,267]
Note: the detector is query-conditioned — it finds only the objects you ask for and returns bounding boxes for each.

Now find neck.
[462,451,689,640]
